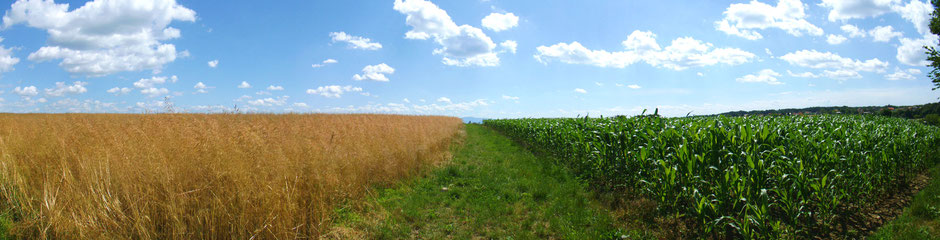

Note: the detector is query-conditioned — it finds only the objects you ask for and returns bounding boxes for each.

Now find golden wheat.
[0,113,463,239]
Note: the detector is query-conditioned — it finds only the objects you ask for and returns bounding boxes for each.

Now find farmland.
[0,114,463,239]
[485,115,940,238]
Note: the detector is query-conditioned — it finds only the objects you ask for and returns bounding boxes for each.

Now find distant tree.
[926,114,940,126]
[881,108,893,117]
[928,0,940,90]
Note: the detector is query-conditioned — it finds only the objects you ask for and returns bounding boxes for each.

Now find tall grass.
[0,113,463,239]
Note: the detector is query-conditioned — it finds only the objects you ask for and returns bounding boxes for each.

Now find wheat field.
[0,113,463,239]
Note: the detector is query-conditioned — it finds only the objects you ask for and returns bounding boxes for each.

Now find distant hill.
[461,117,487,124]
[716,102,940,125]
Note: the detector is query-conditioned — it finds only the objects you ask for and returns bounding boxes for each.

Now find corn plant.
[484,115,940,238]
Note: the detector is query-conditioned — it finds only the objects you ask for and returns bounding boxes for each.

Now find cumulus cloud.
[781,50,888,70]
[3,0,196,76]
[781,50,891,80]
[247,95,289,106]
[267,85,284,91]
[394,0,503,67]
[869,25,902,42]
[311,58,337,68]
[193,82,211,93]
[436,97,451,103]
[132,76,175,97]
[45,81,88,97]
[500,40,517,54]
[208,60,218,68]
[714,0,823,40]
[841,24,867,38]
[736,69,784,85]
[306,85,362,98]
[884,68,922,80]
[330,32,382,50]
[13,86,37,96]
[827,34,847,44]
[820,0,899,21]
[0,38,19,75]
[535,30,755,70]
[134,76,175,88]
[107,87,131,95]
[574,88,587,94]
[892,0,932,35]
[353,63,395,81]
[627,84,641,89]
[897,35,938,66]
[237,81,251,88]
[481,12,518,32]
[140,87,169,97]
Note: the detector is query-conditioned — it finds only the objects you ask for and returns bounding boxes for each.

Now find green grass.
[330,124,642,239]
[0,211,10,240]
[871,165,940,240]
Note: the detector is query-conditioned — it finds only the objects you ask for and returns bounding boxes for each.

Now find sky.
[0,0,937,117]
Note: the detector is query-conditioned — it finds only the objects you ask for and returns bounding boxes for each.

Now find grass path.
[328,124,631,239]
[871,165,940,239]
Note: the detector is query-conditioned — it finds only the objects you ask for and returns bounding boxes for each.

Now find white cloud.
[133,76,175,88]
[841,24,867,38]
[13,86,37,96]
[780,50,889,77]
[238,81,251,88]
[627,84,641,89]
[292,102,308,108]
[247,95,289,106]
[481,12,519,32]
[0,38,19,75]
[574,88,587,94]
[193,82,210,93]
[892,0,932,35]
[897,35,938,66]
[106,87,131,95]
[140,87,169,97]
[885,70,914,80]
[394,0,502,67]
[885,68,922,80]
[535,30,755,70]
[500,40,517,54]
[736,69,784,85]
[45,81,88,97]
[820,0,899,21]
[129,76,175,97]
[781,50,893,80]
[208,60,218,68]
[869,25,902,42]
[788,69,864,80]
[3,0,196,76]
[437,97,451,103]
[352,63,395,81]
[267,85,284,91]
[827,34,847,44]
[502,95,519,100]
[306,85,362,98]
[329,32,382,50]
[714,0,823,40]
[311,58,338,68]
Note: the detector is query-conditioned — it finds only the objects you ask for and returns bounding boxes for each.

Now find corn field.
[484,115,940,238]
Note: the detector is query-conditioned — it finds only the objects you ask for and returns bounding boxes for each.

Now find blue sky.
[0,0,937,117]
